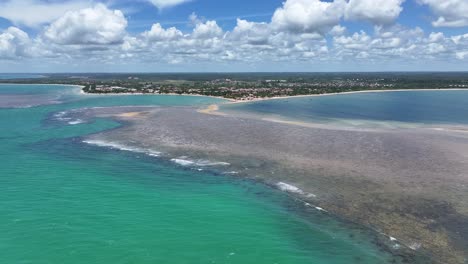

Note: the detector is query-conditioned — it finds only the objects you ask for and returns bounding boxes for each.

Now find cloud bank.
[0,0,466,71]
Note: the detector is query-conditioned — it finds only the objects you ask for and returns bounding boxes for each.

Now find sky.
[0,0,467,72]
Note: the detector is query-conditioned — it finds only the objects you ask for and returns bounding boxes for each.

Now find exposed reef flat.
[73,105,468,264]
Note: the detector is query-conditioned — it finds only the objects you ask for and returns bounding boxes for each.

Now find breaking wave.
[83,140,161,157]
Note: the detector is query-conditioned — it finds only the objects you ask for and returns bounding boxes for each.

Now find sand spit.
[82,106,468,264]
[197,104,225,115]
[116,111,146,118]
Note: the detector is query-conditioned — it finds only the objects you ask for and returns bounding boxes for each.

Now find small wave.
[54,111,66,117]
[171,158,195,166]
[68,119,84,125]
[195,160,230,166]
[171,157,230,167]
[408,242,422,251]
[305,203,327,212]
[83,140,161,157]
[277,182,304,194]
[276,182,317,198]
[53,111,72,121]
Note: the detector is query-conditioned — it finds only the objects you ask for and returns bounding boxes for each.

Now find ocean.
[0,84,425,263]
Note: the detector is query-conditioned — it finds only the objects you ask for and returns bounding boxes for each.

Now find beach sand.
[77,105,468,264]
[116,111,146,118]
[197,104,223,115]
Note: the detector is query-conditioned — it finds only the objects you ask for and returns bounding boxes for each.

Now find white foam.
[277,182,318,199]
[147,152,160,157]
[53,111,73,121]
[305,203,327,212]
[195,160,230,166]
[54,111,66,117]
[68,119,84,125]
[83,140,161,157]
[171,158,195,166]
[315,207,327,212]
[171,157,230,167]
[408,242,422,251]
[276,182,304,194]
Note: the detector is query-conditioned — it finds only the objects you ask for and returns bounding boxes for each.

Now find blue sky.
[0,0,467,72]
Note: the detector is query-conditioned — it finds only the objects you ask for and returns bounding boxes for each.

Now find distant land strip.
[2,72,467,101]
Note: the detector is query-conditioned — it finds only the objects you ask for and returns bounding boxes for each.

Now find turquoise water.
[223,90,468,127]
[0,84,408,263]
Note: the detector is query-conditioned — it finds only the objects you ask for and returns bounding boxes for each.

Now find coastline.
[79,87,468,105]
[75,105,468,264]
[226,88,468,105]
[5,82,463,106]
[78,89,236,102]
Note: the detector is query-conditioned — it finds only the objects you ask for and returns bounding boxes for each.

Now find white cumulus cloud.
[271,0,346,33]
[0,0,91,28]
[44,4,128,45]
[0,27,32,59]
[419,0,468,27]
[345,0,405,25]
[143,23,183,41]
[1,0,467,70]
[231,19,272,45]
[192,20,223,39]
[147,0,191,9]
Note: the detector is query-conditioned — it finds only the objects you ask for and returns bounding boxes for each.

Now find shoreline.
[79,87,468,105]
[226,88,468,104]
[78,89,236,102]
[5,82,465,105]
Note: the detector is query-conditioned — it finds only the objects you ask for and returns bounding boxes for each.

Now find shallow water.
[223,90,468,128]
[0,84,413,263]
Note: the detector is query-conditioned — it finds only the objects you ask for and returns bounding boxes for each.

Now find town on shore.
[3,72,468,101]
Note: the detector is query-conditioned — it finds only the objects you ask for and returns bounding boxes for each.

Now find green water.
[0,84,404,263]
